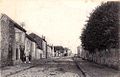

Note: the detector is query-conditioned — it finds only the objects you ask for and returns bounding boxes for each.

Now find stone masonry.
[0,14,16,67]
[81,48,120,70]
[0,14,26,67]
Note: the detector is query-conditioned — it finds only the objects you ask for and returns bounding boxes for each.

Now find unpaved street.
[8,57,84,77]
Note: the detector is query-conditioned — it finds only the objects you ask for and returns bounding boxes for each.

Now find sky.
[0,0,115,53]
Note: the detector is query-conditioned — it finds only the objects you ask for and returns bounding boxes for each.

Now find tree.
[81,1,120,53]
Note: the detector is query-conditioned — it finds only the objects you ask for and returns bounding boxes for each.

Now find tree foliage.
[81,2,120,53]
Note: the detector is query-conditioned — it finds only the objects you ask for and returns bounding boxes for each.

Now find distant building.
[0,14,26,67]
[64,48,72,57]
[54,46,64,57]
[77,46,81,57]
[80,48,89,60]
[63,48,68,56]
[54,46,72,57]
[47,44,52,58]
[51,45,55,57]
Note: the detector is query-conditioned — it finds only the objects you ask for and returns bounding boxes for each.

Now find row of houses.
[0,14,55,67]
[54,46,72,57]
[0,14,72,67]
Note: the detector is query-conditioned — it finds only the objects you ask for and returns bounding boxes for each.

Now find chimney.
[20,22,25,28]
[42,35,45,40]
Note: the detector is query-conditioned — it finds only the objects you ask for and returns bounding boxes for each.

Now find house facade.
[31,40,37,60]
[0,14,26,67]
[29,33,47,59]
[42,36,47,58]
[14,24,26,64]
[36,47,43,59]
[25,34,33,62]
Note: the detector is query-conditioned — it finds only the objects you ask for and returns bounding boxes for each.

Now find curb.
[72,57,90,77]
[5,65,34,77]
[75,62,91,77]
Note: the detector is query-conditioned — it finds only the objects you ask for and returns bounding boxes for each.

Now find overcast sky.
[0,0,113,53]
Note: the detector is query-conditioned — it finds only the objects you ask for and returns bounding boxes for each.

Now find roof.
[1,14,26,32]
[29,33,43,50]
[54,46,65,53]
[26,34,36,42]
[47,44,52,49]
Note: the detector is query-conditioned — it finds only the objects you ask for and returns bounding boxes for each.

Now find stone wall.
[0,14,26,67]
[0,14,16,67]
[36,48,43,59]
[82,48,120,70]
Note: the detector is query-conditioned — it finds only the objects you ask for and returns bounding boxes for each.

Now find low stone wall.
[82,49,120,70]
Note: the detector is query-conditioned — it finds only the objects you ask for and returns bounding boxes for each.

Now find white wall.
[25,38,32,56]
[47,46,52,58]
[31,42,36,60]
[15,28,25,45]
[51,46,54,57]
[42,41,47,58]
[36,48,43,59]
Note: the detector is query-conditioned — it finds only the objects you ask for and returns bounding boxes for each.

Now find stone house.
[25,34,46,60]
[25,34,37,61]
[36,46,43,59]
[0,14,26,67]
[29,33,47,59]
[14,22,26,64]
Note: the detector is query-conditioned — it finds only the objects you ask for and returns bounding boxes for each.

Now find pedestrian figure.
[23,54,26,63]
[28,54,31,63]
